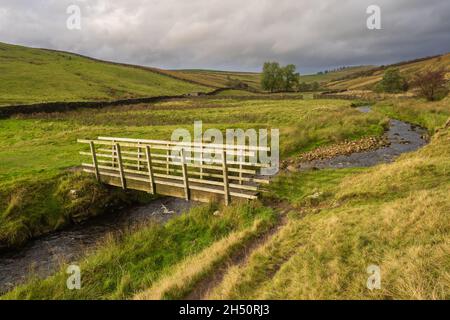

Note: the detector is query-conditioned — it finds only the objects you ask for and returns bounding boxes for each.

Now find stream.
[297,106,428,170]
[0,197,197,293]
[0,106,429,294]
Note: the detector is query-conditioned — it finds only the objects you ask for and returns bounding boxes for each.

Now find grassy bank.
[374,97,450,132]
[0,173,154,247]
[0,42,208,106]
[2,201,276,299]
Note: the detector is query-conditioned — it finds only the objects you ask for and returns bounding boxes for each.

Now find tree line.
[260,61,448,101]
[376,67,448,101]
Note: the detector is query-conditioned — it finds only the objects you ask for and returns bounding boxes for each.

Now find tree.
[298,82,311,92]
[261,62,282,92]
[261,62,299,92]
[311,81,320,91]
[376,68,408,93]
[411,68,448,101]
[281,64,300,91]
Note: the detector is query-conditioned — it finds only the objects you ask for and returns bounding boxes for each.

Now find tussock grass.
[134,215,274,300]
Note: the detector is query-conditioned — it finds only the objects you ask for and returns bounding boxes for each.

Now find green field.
[0,97,386,246]
[0,42,209,106]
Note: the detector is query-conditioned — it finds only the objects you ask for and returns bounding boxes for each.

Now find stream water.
[0,106,429,294]
[0,197,197,293]
[297,107,428,170]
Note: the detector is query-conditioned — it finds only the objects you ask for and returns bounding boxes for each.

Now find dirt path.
[185,204,291,300]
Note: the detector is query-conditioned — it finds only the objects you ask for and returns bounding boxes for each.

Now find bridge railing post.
[222,149,230,206]
[137,142,142,171]
[166,143,170,175]
[180,149,190,201]
[90,141,100,181]
[145,145,156,194]
[116,143,126,189]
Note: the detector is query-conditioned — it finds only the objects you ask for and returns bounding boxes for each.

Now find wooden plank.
[96,148,269,167]
[91,159,269,184]
[222,150,230,206]
[115,143,126,189]
[81,151,259,174]
[82,167,258,200]
[80,139,258,157]
[82,163,259,192]
[89,141,100,181]
[83,168,259,201]
[97,136,270,152]
[145,145,156,194]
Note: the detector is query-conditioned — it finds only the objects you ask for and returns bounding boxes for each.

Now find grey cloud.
[0,0,449,72]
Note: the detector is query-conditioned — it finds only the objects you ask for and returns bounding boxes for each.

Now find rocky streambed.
[0,197,197,294]
[286,107,428,171]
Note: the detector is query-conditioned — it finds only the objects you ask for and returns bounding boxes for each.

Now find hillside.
[167,69,262,90]
[327,54,450,90]
[0,42,209,106]
[167,66,376,91]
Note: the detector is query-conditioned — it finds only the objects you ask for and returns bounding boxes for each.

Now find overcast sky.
[0,0,449,73]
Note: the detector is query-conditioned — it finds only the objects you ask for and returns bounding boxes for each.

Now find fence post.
[199,143,203,179]
[145,145,156,194]
[137,142,142,171]
[238,147,244,185]
[90,141,100,181]
[111,140,116,168]
[116,143,126,189]
[222,150,230,206]
[180,149,190,201]
[166,143,170,175]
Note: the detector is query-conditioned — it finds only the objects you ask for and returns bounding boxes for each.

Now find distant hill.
[166,54,450,92]
[163,69,262,90]
[326,54,450,90]
[0,42,209,106]
[1,41,448,105]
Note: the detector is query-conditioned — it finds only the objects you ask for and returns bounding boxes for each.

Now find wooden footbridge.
[78,137,272,205]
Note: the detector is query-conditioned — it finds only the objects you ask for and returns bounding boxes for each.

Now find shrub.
[411,68,448,101]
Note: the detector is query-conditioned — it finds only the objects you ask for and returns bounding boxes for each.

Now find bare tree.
[411,68,448,101]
